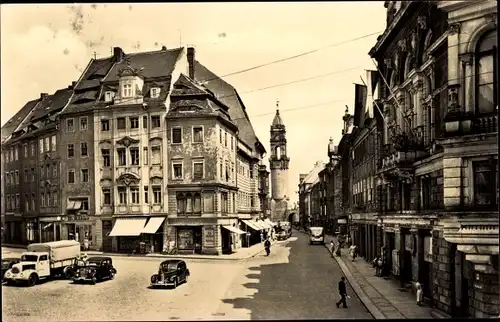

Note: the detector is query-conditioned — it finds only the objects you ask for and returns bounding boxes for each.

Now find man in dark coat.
[336,276,348,308]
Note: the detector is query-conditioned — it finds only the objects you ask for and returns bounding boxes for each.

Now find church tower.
[269,100,290,203]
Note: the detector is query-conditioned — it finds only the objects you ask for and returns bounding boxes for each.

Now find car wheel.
[91,277,97,285]
[109,272,115,280]
[184,275,188,283]
[27,274,38,287]
[173,277,178,289]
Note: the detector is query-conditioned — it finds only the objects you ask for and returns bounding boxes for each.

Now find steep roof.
[103,48,183,82]
[1,99,40,144]
[271,109,285,127]
[193,60,262,152]
[302,161,327,185]
[28,88,73,123]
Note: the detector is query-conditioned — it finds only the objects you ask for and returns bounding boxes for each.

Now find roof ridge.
[126,47,183,57]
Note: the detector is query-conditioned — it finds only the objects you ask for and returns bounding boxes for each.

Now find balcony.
[473,114,497,134]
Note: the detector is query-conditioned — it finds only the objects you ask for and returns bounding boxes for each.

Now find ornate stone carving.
[397,39,407,52]
[447,85,460,112]
[384,58,392,69]
[116,136,140,147]
[459,53,474,66]
[417,15,427,30]
[448,23,460,35]
[484,13,497,25]
[117,173,140,186]
[410,31,417,53]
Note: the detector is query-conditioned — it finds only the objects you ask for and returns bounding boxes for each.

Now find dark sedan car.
[2,258,20,282]
[64,257,89,279]
[150,260,190,289]
[73,256,116,285]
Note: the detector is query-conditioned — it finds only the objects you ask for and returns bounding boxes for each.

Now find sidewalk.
[2,240,276,261]
[320,233,434,319]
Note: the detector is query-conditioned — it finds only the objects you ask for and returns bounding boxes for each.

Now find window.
[151,87,161,98]
[6,195,10,210]
[231,137,234,150]
[193,160,204,180]
[46,165,50,178]
[81,199,89,211]
[220,163,223,180]
[177,193,186,214]
[193,193,201,214]
[117,148,126,166]
[102,149,110,167]
[41,193,45,207]
[233,193,236,213]
[476,30,497,114]
[122,83,133,97]
[80,117,88,131]
[15,170,19,184]
[44,137,49,152]
[151,146,161,165]
[192,127,203,143]
[24,144,28,157]
[81,169,89,183]
[130,148,139,165]
[130,187,140,204]
[143,147,148,165]
[10,147,14,161]
[25,195,29,212]
[66,118,74,132]
[118,187,127,204]
[5,173,10,185]
[81,142,88,157]
[250,196,255,208]
[51,135,56,151]
[103,188,111,205]
[153,187,161,204]
[101,119,110,131]
[117,117,126,130]
[105,91,114,102]
[130,117,139,129]
[68,170,75,184]
[219,129,223,144]
[53,163,57,177]
[31,168,35,182]
[173,162,183,179]
[221,192,229,214]
[250,166,254,179]
[31,143,35,156]
[172,128,182,144]
[144,186,149,204]
[31,194,35,211]
[143,116,148,129]
[151,116,161,128]
[473,160,497,207]
[67,144,74,158]
[53,193,58,206]
[16,194,19,208]
[224,132,228,147]
[24,169,28,182]
[39,255,48,261]
[46,192,51,207]
[14,146,18,160]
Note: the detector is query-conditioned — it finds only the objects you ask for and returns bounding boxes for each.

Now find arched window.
[476,30,497,114]
[275,146,281,159]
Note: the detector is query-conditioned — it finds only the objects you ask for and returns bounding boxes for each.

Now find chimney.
[161,46,167,51]
[113,47,124,63]
[187,47,195,80]
[68,81,77,90]
[40,93,48,99]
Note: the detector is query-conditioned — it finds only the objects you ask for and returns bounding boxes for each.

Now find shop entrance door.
[221,228,231,254]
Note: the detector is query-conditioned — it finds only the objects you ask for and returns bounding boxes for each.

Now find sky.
[1,3,387,204]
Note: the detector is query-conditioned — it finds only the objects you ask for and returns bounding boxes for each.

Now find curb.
[321,237,386,320]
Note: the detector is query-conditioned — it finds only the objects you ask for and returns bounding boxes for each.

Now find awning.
[42,223,53,230]
[109,218,147,237]
[243,220,262,231]
[142,217,166,234]
[258,220,272,229]
[264,219,275,226]
[222,225,246,235]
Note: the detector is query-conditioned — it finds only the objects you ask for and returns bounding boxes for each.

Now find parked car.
[277,230,288,241]
[73,256,116,285]
[1,258,20,283]
[309,226,325,245]
[64,255,89,279]
[150,260,190,289]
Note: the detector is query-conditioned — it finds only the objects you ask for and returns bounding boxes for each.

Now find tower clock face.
[272,132,281,141]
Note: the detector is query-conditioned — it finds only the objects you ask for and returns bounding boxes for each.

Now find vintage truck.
[4,240,81,286]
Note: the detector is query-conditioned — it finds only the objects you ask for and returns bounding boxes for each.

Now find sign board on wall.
[204,226,215,247]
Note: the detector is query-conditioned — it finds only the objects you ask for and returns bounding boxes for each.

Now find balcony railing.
[473,114,497,134]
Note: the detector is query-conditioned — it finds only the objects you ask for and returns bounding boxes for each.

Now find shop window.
[151,146,161,165]
[130,148,139,165]
[152,186,161,204]
[118,187,127,204]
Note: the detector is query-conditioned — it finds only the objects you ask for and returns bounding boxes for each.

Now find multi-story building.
[59,55,115,251]
[297,161,326,228]
[258,163,270,218]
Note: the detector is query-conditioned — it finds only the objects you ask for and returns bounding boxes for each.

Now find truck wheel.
[27,274,38,287]
[64,271,72,279]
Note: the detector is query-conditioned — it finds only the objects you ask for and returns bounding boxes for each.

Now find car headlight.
[20,273,24,278]
[5,272,11,278]
[170,276,175,282]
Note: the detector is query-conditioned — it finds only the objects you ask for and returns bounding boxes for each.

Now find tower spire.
[276,98,280,114]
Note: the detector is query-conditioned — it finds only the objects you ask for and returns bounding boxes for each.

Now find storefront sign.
[66,214,90,222]
[338,219,347,224]
[204,226,215,247]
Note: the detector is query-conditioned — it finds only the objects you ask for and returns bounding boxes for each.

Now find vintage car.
[1,258,20,283]
[64,255,89,279]
[73,256,116,284]
[276,230,289,241]
[150,260,190,289]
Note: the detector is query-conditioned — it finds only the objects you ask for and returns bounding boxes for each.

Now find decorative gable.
[116,136,140,147]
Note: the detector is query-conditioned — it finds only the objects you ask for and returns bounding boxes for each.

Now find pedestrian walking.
[416,282,423,306]
[330,240,335,256]
[83,233,89,251]
[336,277,348,308]
[349,244,357,261]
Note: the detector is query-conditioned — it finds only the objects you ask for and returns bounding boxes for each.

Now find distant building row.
[1,46,274,255]
[299,1,497,318]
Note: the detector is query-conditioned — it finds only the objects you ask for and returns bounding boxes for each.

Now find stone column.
[394,225,402,281]
[376,220,383,256]
[472,269,500,318]
[460,54,474,113]
[410,226,419,286]
[446,23,462,118]
[443,158,463,210]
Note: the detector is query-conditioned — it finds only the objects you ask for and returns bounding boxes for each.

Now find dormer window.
[151,87,161,98]
[105,91,115,102]
[122,83,133,98]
